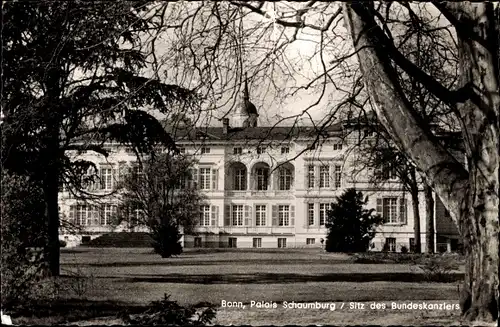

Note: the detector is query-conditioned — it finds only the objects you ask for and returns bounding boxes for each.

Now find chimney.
[222,118,230,134]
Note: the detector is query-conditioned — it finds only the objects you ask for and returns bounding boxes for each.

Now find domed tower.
[232,74,258,128]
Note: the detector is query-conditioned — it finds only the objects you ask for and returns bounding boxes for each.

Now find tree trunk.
[424,182,435,253]
[409,185,421,253]
[343,2,499,322]
[459,163,499,322]
[43,126,61,277]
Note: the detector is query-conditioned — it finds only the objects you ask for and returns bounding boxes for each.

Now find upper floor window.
[376,197,407,224]
[256,168,269,190]
[278,205,290,226]
[257,146,266,155]
[233,147,242,155]
[375,164,398,181]
[199,205,211,226]
[234,168,247,191]
[278,168,293,190]
[281,147,289,154]
[100,167,114,190]
[319,166,330,188]
[333,143,343,150]
[201,147,211,154]
[307,165,315,188]
[255,205,266,226]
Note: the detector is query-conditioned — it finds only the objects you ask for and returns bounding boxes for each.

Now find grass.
[10,248,466,325]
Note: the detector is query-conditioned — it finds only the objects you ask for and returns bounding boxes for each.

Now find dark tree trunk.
[43,125,61,277]
[410,186,421,253]
[424,182,435,253]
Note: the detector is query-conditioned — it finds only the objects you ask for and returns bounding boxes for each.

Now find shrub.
[325,189,383,253]
[400,245,408,253]
[59,240,67,248]
[420,255,459,282]
[151,223,183,258]
[1,173,48,312]
[120,293,216,325]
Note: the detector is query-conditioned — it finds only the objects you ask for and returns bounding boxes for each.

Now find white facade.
[57,124,452,252]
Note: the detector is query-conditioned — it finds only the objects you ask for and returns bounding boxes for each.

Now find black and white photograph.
[1,1,499,326]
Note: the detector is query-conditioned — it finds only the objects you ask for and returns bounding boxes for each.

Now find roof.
[166,124,344,142]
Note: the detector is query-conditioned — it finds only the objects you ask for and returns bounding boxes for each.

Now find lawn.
[12,248,467,325]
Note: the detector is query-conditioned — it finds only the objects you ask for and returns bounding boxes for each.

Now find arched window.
[234,168,247,190]
[256,168,269,190]
[278,168,293,190]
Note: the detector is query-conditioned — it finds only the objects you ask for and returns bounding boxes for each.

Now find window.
[102,204,116,226]
[253,238,262,248]
[333,143,343,150]
[377,198,397,223]
[307,165,315,188]
[306,238,316,245]
[334,165,342,188]
[256,168,269,190]
[319,203,329,226]
[364,130,373,137]
[233,147,242,155]
[194,237,202,248]
[131,204,144,224]
[234,168,246,190]
[200,205,211,226]
[228,237,237,248]
[278,205,290,226]
[255,205,266,226]
[319,166,330,188]
[257,146,266,154]
[179,147,186,154]
[199,168,211,190]
[385,238,396,252]
[100,167,114,190]
[281,147,289,154]
[278,238,287,248]
[231,205,244,226]
[409,238,415,253]
[377,197,407,224]
[201,147,210,154]
[384,198,398,223]
[76,205,87,225]
[278,168,292,190]
[308,203,315,226]
[376,164,397,181]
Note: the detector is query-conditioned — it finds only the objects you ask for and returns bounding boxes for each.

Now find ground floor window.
[194,237,202,248]
[409,238,415,252]
[306,238,315,245]
[232,205,244,226]
[253,238,262,248]
[229,237,237,248]
[384,237,396,252]
[278,205,290,226]
[278,238,287,248]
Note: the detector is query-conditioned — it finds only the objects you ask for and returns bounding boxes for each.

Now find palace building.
[58,80,461,252]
